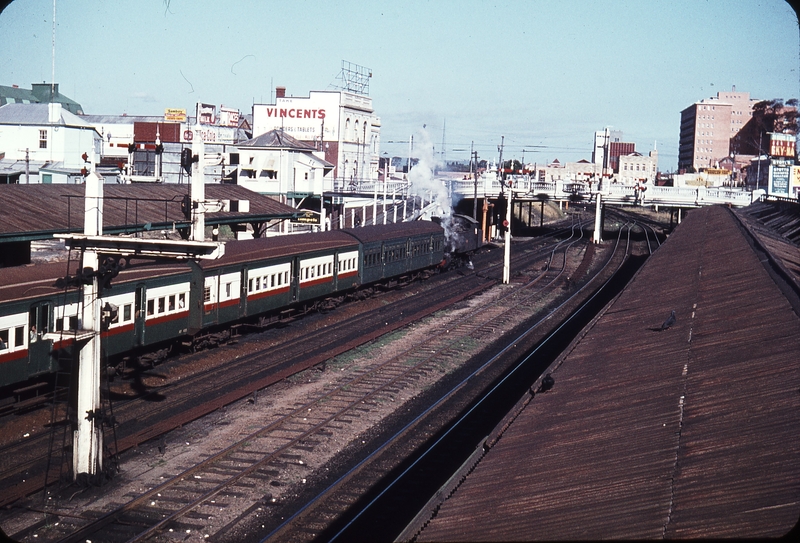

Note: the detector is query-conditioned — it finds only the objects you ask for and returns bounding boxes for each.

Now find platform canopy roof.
[0,183,297,242]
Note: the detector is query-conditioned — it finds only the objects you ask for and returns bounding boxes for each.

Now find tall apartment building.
[678,87,758,172]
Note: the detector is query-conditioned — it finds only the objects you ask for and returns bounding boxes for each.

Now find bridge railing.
[337,175,759,208]
[602,185,757,207]
[332,178,410,196]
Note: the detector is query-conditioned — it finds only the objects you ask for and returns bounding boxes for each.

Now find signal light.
[127,143,136,154]
[181,148,197,175]
[81,152,89,162]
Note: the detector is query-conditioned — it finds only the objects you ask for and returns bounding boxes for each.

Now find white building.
[617,148,658,185]
[252,87,380,186]
[235,129,334,232]
[0,103,102,183]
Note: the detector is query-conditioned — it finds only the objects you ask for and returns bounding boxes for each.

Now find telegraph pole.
[471,142,478,220]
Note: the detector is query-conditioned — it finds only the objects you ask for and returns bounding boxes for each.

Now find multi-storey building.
[618,148,658,185]
[592,129,635,174]
[678,87,758,172]
[252,86,380,186]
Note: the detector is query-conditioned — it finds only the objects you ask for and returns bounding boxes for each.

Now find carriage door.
[291,258,299,303]
[134,285,146,346]
[28,303,53,375]
[203,273,219,327]
[239,268,248,318]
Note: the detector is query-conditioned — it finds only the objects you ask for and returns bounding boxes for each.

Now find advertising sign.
[792,165,800,198]
[197,103,217,125]
[253,92,341,142]
[769,159,791,197]
[219,107,240,128]
[770,133,796,159]
[292,210,321,224]
[164,108,187,122]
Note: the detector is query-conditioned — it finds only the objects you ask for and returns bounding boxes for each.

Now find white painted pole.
[503,189,512,284]
[191,123,205,241]
[74,170,103,479]
[372,183,377,226]
[593,192,602,244]
[383,177,388,225]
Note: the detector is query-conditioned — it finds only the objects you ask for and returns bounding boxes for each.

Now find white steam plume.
[408,127,455,242]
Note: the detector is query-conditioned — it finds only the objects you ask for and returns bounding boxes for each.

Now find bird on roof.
[660,310,676,331]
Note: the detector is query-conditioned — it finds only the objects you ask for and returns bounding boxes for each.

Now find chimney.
[48,102,62,123]
[276,86,286,99]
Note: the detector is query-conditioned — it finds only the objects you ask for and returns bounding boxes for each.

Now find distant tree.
[731,98,798,156]
[502,159,523,174]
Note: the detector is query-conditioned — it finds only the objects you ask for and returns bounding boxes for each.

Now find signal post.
[60,123,224,482]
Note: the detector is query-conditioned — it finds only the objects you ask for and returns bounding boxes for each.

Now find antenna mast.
[51,0,56,95]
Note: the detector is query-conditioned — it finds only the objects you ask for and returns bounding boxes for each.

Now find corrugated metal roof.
[0,184,296,239]
[341,220,443,243]
[414,205,800,540]
[238,128,317,150]
[0,102,94,129]
[202,229,358,269]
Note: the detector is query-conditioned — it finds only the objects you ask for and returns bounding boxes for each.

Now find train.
[0,219,482,394]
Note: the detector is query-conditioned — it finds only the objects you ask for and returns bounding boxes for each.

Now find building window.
[39,130,47,149]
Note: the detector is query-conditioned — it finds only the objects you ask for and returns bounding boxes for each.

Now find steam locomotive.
[0,219,481,394]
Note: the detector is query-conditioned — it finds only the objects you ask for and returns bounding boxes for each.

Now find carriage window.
[225,283,232,298]
[124,304,132,321]
[15,326,24,347]
[271,275,275,288]
[0,329,8,350]
[147,299,155,316]
[169,295,176,311]
[158,297,166,314]
[284,271,289,284]
[256,277,261,290]
[178,293,186,309]
[29,304,51,335]
[204,287,212,303]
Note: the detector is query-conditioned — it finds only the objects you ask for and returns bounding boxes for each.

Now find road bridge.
[447,176,764,208]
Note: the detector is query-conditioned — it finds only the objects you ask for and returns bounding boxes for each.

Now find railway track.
[269,217,654,542]
[0,211,666,542]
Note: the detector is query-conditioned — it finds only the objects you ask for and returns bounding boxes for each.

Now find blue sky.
[1,0,798,170]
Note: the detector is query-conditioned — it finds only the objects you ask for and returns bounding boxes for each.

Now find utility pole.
[503,187,512,284]
[498,135,505,183]
[471,142,478,220]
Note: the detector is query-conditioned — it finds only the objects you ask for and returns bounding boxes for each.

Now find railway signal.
[57,131,224,483]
